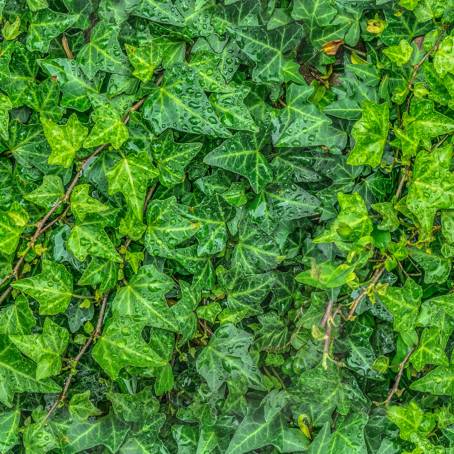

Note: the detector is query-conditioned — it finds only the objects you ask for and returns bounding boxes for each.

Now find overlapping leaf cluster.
[0,0,453,452]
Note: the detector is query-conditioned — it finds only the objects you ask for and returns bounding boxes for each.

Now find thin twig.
[383,348,414,406]
[45,293,110,421]
[395,167,410,200]
[322,300,334,369]
[347,267,385,320]
[39,206,70,235]
[62,35,74,60]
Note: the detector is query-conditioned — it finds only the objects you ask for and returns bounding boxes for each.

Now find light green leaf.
[126,42,162,82]
[347,101,389,168]
[70,184,109,222]
[67,223,121,263]
[69,391,102,421]
[0,93,12,141]
[396,100,454,163]
[78,257,119,293]
[0,203,29,256]
[314,192,373,252]
[387,401,435,442]
[406,145,454,239]
[296,261,357,290]
[377,279,422,347]
[409,248,451,284]
[24,175,64,209]
[106,151,158,220]
[12,260,73,315]
[410,365,454,395]
[383,40,413,65]
[42,113,89,168]
[434,35,454,77]
[84,104,128,150]
[0,296,36,335]
[26,0,48,11]
[2,17,21,41]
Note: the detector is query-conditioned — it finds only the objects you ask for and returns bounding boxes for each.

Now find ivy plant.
[0,0,453,452]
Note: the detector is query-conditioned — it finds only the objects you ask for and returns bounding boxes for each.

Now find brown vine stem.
[0,96,148,296]
[45,292,110,421]
[383,348,414,406]
[321,300,341,369]
[347,267,385,321]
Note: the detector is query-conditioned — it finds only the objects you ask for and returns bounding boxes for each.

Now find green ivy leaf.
[204,130,273,193]
[111,265,178,331]
[406,145,454,238]
[0,203,29,256]
[26,9,77,53]
[10,318,69,380]
[273,83,347,149]
[24,174,64,209]
[151,131,201,188]
[0,93,12,141]
[92,316,167,379]
[70,184,109,222]
[347,101,389,168]
[144,64,230,137]
[0,335,60,406]
[0,409,20,452]
[76,21,129,78]
[383,40,413,65]
[69,391,102,421]
[377,279,422,347]
[145,197,200,256]
[106,150,158,221]
[84,104,129,150]
[196,324,263,392]
[68,223,121,263]
[126,42,162,82]
[13,260,73,315]
[42,113,89,168]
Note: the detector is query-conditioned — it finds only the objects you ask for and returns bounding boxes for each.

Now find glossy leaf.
[13,260,73,315]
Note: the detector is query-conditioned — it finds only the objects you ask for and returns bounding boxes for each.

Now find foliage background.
[0,0,453,452]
